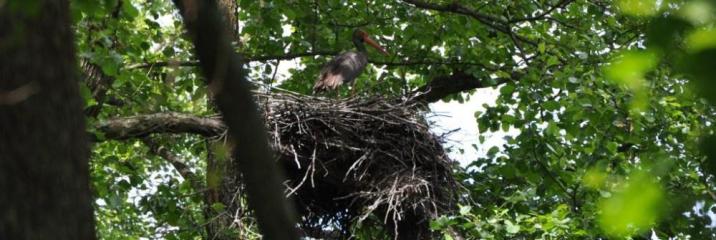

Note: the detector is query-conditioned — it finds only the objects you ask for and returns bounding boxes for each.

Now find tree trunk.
[217,0,240,43]
[171,0,298,239]
[0,1,96,239]
[200,1,244,238]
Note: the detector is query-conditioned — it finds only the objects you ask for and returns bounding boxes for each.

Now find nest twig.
[256,91,458,239]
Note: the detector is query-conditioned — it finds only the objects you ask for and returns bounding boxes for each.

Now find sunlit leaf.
[122,1,139,19]
[505,220,520,234]
[686,27,716,52]
[582,168,608,189]
[679,0,714,25]
[598,171,664,237]
[459,205,472,215]
[605,50,658,90]
[617,0,659,16]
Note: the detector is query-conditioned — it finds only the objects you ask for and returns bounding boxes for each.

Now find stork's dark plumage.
[313,29,388,94]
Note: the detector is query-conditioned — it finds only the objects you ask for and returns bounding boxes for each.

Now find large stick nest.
[257,91,459,238]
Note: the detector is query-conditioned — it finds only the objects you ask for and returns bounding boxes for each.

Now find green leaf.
[505,220,520,234]
[443,234,454,240]
[583,168,608,189]
[605,50,658,90]
[79,83,94,103]
[543,100,560,111]
[487,146,500,157]
[430,216,450,230]
[686,27,716,52]
[598,171,664,237]
[500,83,516,95]
[606,142,619,154]
[211,203,226,212]
[459,205,472,215]
[121,1,139,19]
[679,1,715,25]
[72,0,101,17]
[617,0,659,17]
[546,56,560,67]
[545,121,560,136]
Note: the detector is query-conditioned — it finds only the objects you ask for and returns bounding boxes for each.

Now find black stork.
[313,29,389,94]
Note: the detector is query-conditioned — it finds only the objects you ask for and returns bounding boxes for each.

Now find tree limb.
[125,60,202,69]
[95,70,522,140]
[126,51,338,69]
[248,50,338,62]
[97,112,225,140]
[411,70,521,103]
[126,51,491,69]
[400,0,536,46]
[95,69,523,141]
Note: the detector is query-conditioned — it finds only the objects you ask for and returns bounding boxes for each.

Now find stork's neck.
[353,38,367,52]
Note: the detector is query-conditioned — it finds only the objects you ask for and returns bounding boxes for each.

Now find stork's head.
[353,29,389,55]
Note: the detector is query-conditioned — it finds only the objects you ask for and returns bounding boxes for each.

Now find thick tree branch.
[127,51,492,69]
[412,71,483,103]
[97,112,225,140]
[411,70,521,103]
[248,50,338,62]
[125,51,336,69]
[125,60,201,69]
[95,70,521,139]
[373,59,493,68]
[400,0,536,46]
[402,0,503,27]
[170,0,299,239]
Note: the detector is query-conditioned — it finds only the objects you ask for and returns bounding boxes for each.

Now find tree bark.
[0,1,96,239]
[217,0,240,43]
[97,112,225,139]
[411,70,520,103]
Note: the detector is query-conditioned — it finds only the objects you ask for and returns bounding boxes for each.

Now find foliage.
[454,0,716,239]
[71,0,716,239]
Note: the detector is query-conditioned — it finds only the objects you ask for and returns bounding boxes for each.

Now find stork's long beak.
[363,36,389,55]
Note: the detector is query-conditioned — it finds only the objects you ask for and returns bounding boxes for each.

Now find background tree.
[0,0,95,239]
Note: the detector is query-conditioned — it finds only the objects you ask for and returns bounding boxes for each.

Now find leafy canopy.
[73,0,716,239]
